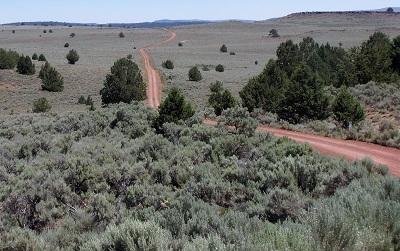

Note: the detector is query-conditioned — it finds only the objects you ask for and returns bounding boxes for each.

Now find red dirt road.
[139,29,176,108]
[140,29,400,177]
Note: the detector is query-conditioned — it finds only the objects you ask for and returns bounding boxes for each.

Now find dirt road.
[139,29,176,108]
[140,29,400,177]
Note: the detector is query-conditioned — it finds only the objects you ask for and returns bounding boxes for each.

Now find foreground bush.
[100,58,146,104]
[17,55,36,75]
[66,49,79,64]
[0,102,398,250]
[0,48,20,69]
[188,66,202,81]
[32,97,51,113]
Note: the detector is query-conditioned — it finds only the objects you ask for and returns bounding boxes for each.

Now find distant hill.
[375,7,400,12]
[2,20,215,28]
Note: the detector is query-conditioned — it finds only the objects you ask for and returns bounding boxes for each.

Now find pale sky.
[0,0,398,24]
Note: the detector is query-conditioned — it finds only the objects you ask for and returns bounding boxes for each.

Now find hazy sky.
[1,0,398,23]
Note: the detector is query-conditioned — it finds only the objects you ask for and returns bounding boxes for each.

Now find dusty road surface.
[141,29,400,177]
[139,29,176,108]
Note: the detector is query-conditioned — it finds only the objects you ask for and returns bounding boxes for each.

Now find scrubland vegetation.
[1,101,399,250]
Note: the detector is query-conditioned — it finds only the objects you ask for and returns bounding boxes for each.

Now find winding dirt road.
[139,29,176,108]
[139,29,400,177]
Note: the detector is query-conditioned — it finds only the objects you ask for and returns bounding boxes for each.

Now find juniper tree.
[17,56,35,75]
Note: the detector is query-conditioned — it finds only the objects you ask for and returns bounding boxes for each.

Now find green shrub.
[43,29,47,33]
[230,51,236,55]
[119,32,125,38]
[100,58,146,104]
[208,81,236,115]
[178,42,183,47]
[269,29,280,38]
[70,33,76,38]
[32,53,38,60]
[17,56,36,75]
[154,88,194,130]
[0,48,20,69]
[64,42,69,48]
[188,66,202,81]
[220,44,228,53]
[162,60,174,70]
[215,64,225,72]
[66,49,79,64]
[333,86,365,128]
[32,97,51,113]
[38,54,46,61]
[49,29,53,33]
[78,95,86,104]
[40,63,64,92]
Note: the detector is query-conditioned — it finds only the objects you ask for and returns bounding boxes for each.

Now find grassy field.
[1,13,400,114]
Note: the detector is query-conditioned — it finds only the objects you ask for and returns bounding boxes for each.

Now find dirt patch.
[0,81,17,91]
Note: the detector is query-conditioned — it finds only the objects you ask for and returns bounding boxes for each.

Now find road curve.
[139,29,176,108]
[140,29,400,177]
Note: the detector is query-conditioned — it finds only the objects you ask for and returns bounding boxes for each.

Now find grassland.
[0,13,400,114]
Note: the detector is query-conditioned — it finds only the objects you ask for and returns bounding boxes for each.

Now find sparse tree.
[215,64,225,72]
[162,60,174,70]
[220,44,228,53]
[32,98,51,113]
[332,86,365,128]
[66,49,79,64]
[100,58,146,104]
[40,63,64,92]
[38,54,46,62]
[188,66,202,81]
[269,29,280,38]
[17,56,35,75]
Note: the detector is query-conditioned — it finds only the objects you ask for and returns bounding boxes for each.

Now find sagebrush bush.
[66,49,79,64]
[0,102,398,250]
[188,66,202,81]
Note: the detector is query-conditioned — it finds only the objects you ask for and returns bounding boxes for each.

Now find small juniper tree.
[188,66,202,81]
[78,95,86,104]
[38,54,46,61]
[162,60,174,70]
[100,58,146,104]
[32,53,38,60]
[387,7,394,13]
[43,30,47,34]
[215,64,225,72]
[33,98,51,113]
[178,42,183,47]
[220,44,228,53]
[17,56,36,75]
[154,88,195,131]
[0,49,20,69]
[332,86,365,128]
[208,81,237,115]
[66,50,79,64]
[41,63,64,92]
[70,33,76,38]
[119,32,125,38]
[269,29,280,38]
[64,43,70,48]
